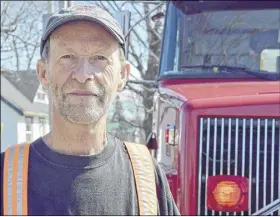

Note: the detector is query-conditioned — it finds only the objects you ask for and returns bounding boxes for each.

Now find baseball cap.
[40,5,125,58]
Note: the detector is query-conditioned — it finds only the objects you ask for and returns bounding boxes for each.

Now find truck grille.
[197,117,280,216]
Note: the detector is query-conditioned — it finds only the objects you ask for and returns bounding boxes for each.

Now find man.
[0,5,180,216]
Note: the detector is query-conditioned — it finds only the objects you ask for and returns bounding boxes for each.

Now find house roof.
[0,95,24,116]
[1,69,49,116]
[1,68,39,102]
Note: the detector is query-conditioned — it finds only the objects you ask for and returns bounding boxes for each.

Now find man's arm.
[152,157,181,216]
[1,152,5,216]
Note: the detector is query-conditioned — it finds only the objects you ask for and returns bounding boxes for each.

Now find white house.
[1,68,50,151]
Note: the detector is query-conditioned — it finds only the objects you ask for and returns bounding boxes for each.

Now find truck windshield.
[159,1,280,80]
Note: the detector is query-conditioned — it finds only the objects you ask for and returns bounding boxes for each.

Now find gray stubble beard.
[58,95,111,125]
[48,75,116,125]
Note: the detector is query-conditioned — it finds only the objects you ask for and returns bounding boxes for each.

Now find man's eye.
[93,56,107,61]
[61,55,76,60]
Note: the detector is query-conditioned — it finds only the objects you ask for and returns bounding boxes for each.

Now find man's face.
[39,21,128,124]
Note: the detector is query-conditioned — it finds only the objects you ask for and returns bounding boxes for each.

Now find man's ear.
[117,61,131,92]
[36,59,49,89]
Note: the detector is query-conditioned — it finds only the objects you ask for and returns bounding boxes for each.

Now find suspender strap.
[124,142,158,216]
[3,143,31,216]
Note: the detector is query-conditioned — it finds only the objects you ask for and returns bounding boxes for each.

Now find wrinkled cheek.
[47,77,64,104]
[100,65,118,92]
[51,85,63,103]
[93,65,119,107]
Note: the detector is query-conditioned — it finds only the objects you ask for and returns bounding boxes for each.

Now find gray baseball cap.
[40,5,125,58]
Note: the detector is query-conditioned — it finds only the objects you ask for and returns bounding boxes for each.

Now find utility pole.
[113,11,131,59]
[58,0,72,10]
[43,1,54,130]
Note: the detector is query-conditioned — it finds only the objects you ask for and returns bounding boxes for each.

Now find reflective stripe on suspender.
[3,143,31,216]
[124,142,158,216]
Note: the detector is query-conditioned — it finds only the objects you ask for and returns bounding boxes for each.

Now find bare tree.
[1,1,47,71]
[89,1,166,142]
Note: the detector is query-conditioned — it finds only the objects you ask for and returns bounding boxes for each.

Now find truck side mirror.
[113,11,131,59]
[146,132,158,150]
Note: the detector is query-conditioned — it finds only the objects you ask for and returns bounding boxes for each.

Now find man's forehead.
[51,32,111,44]
[50,21,115,41]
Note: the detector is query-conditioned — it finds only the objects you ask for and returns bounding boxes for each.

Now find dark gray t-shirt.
[1,134,180,215]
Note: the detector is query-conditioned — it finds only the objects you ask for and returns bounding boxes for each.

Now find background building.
[1,68,49,151]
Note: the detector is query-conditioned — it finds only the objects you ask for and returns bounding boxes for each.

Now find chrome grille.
[197,117,280,216]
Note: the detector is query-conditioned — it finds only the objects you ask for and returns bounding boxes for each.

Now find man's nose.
[72,58,94,83]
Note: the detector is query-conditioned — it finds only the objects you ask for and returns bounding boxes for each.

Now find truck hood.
[163,81,280,101]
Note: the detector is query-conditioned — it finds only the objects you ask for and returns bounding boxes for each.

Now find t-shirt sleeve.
[152,157,181,216]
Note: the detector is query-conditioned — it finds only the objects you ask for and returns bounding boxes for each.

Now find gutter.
[23,111,48,118]
[1,96,48,118]
[0,96,24,116]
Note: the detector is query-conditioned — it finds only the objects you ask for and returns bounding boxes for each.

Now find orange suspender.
[3,143,31,216]
[3,142,157,216]
[124,142,158,216]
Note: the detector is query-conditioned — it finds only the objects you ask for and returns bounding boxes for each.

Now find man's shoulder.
[115,138,159,170]
[0,141,37,168]
[2,142,35,150]
[1,148,8,171]
[117,139,164,182]
[1,151,4,168]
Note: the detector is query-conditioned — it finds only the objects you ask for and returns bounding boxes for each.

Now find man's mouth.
[68,90,97,96]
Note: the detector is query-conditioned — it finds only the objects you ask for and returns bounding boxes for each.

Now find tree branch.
[110,1,122,11]
[100,1,118,14]
[108,1,160,64]
[131,29,160,63]
[129,40,145,77]
[26,35,40,70]
[128,73,140,81]
[125,3,164,38]
[132,3,162,40]
[119,118,141,129]
[12,37,20,72]
[7,33,39,47]
[124,83,145,98]
[1,56,13,61]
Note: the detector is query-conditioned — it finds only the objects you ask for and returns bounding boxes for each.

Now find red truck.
[147,1,280,216]
[117,0,280,215]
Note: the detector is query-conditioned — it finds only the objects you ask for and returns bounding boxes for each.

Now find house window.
[25,116,33,142]
[39,117,45,136]
[26,133,32,142]
[38,93,46,101]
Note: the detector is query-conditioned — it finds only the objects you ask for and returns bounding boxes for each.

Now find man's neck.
[43,110,107,156]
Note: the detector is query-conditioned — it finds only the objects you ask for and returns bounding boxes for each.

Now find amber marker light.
[207,175,248,212]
